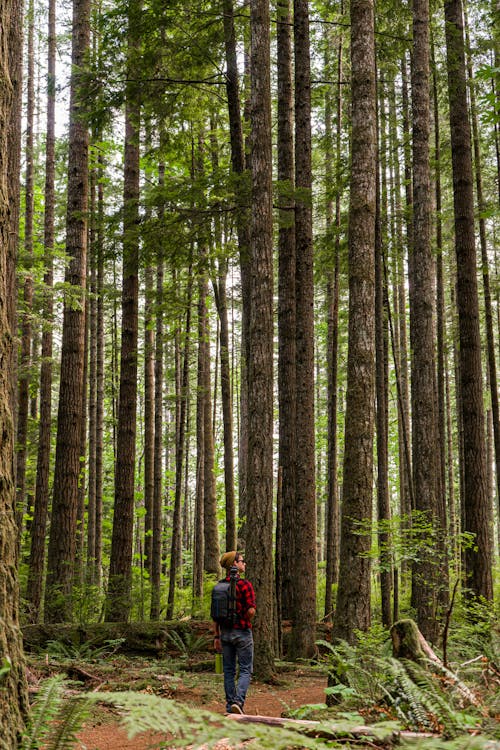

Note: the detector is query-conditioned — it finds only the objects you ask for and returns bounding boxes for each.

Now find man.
[213,551,256,714]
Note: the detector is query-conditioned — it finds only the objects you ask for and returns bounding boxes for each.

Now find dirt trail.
[76,672,327,749]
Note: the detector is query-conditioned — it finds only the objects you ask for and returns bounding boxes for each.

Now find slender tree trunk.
[166,272,192,620]
[86,160,97,587]
[246,0,275,679]
[106,0,142,621]
[0,0,29,735]
[16,0,35,528]
[409,0,441,642]
[276,0,296,623]
[193,270,206,607]
[464,2,500,545]
[45,0,91,623]
[324,20,343,622]
[95,154,104,589]
[150,199,165,619]
[291,0,317,660]
[333,0,376,645]
[375,89,392,629]
[432,37,450,609]
[222,0,251,536]
[7,0,23,438]
[26,0,56,621]
[144,266,155,577]
[444,0,493,601]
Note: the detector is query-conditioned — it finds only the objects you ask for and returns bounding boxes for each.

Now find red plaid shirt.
[225,575,256,630]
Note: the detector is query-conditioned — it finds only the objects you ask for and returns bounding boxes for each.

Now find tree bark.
[106,0,142,621]
[333,0,376,645]
[26,0,56,621]
[444,0,493,601]
[45,0,91,623]
[276,0,296,624]
[246,0,275,679]
[0,0,29,735]
[16,0,35,529]
[291,0,317,660]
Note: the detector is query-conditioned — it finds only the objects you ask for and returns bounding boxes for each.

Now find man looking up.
[213,551,256,714]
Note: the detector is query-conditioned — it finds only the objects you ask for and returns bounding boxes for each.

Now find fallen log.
[391,619,480,707]
[227,713,436,745]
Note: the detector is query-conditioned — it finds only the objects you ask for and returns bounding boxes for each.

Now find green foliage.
[317,636,486,736]
[165,629,210,659]
[20,675,91,750]
[43,637,125,662]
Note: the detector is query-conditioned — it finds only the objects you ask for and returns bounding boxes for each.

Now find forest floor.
[26,645,328,750]
[74,666,326,749]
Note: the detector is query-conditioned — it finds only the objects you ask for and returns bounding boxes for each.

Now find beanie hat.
[220,550,237,569]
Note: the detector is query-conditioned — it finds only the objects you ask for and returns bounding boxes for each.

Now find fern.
[19,675,91,750]
[20,675,66,750]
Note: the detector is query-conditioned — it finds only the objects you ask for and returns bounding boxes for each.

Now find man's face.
[234,554,246,574]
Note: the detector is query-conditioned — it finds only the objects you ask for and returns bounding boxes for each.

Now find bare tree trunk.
[16,0,35,529]
[144,266,155,576]
[464,2,500,548]
[324,18,343,622]
[291,0,317,660]
[444,0,493,601]
[45,0,91,623]
[409,0,441,642]
[106,0,142,622]
[0,0,29,735]
[26,0,56,621]
[246,0,275,679]
[375,89,392,629]
[276,0,296,623]
[333,0,376,645]
[222,0,251,537]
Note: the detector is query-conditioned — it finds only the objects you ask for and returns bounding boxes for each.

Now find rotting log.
[22,620,213,656]
[391,619,480,706]
[227,714,436,745]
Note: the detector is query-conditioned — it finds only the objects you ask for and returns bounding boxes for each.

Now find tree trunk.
[246,0,275,679]
[324,18,343,622]
[144,266,155,577]
[0,0,29,734]
[409,0,441,642]
[106,0,142,621]
[444,0,494,601]
[45,0,91,623]
[276,0,296,624]
[291,0,317,660]
[333,0,376,644]
[222,0,251,540]
[26,0,56,621]
[375,89,392,629]
[16,0,35,529]
[150,160,165,618]
[464,2,500,553]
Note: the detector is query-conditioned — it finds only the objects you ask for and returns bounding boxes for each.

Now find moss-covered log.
[22,620,213,656]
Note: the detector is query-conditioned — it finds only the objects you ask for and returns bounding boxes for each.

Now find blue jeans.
[220,628,254,712]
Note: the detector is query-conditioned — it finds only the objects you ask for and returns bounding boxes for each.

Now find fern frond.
[44,695,91,750]
[20,675,66,750]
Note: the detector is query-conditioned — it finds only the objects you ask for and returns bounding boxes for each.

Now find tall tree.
[324,18,343,620]
[333,0,376,644]
[444,0,494,601]
[0,0,29,735]
[246,0,275,679]
[409,0,441,642]
[16,0,35,528]
[26,0,56,621]
[276,0,296,623]
[291,0,317,659]
[45,0,91,623]
[106,0,142,621]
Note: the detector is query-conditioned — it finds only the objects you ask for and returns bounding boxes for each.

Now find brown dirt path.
[76,671,327,749]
